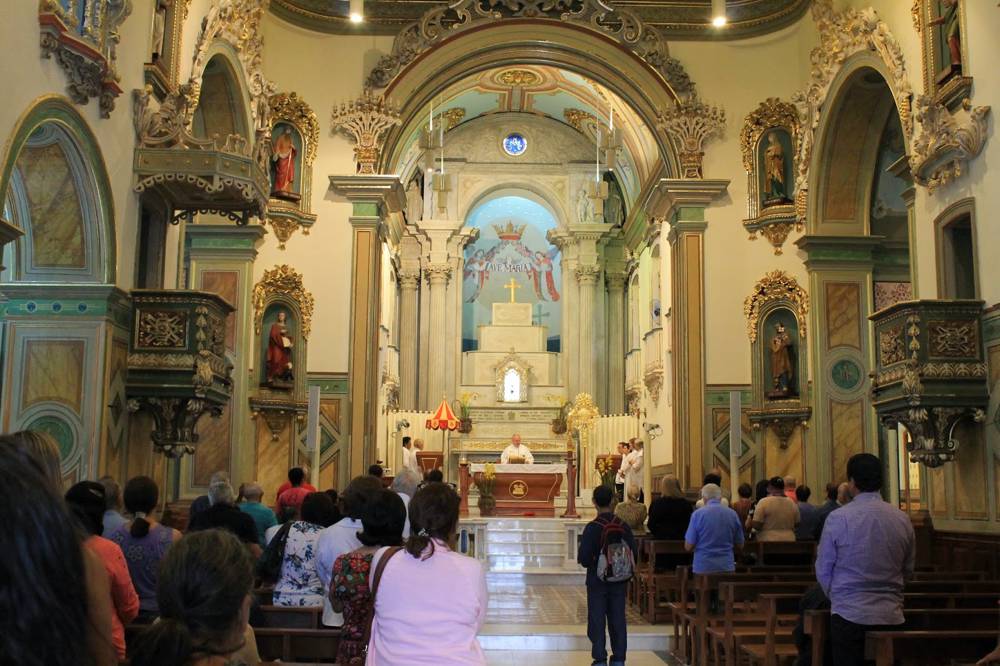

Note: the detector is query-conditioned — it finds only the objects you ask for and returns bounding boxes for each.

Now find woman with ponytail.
[366,483,487,665]
[107,476,181,622]
[130,530,258,666]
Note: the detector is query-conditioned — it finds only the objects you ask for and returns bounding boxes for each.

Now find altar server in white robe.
[401,437,416,475]
[501,433,534,464]
[621,438,645,502]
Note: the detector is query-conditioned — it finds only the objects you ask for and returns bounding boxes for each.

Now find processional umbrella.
[426,396,460,474]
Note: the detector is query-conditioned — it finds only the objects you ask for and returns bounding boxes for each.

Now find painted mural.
[462,195,561,351]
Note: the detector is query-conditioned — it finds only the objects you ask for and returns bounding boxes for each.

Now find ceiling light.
[349,0,364,23]
[711,0,726,27]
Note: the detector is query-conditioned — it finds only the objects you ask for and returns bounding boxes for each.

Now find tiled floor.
[484,650,681,665]
[486,583,648,625]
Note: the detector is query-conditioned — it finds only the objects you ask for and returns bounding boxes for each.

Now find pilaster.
[182,224,266,493]
[329,175,405,478]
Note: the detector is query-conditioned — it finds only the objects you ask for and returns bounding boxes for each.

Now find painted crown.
[492,221,526,241]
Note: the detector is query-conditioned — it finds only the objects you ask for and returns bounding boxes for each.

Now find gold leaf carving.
[743,270,809,342]
[253,265,315,339]
[270,91,320,166]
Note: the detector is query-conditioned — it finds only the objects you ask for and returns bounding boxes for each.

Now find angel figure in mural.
[266,311,294,386]
[270,127,299,201]
[576,187,594,224]
[929,0,962,74]
[464,249,489,302]
[767,322,794,399]
[763,133,790,205]
[529,248,561,302]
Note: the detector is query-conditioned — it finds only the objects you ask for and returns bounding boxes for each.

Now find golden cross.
[504,278,521,303]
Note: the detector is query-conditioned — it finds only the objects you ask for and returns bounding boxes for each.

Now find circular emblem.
[831,359,862,391]
[509,480,528,497]
[502,133,527,157]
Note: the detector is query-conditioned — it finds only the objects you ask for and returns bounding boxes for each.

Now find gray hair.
[700,483,722,501]
[98,475,121,511]
[241,482,263,501]
[391,468,420,498]
[208,479,235,506]
[209,470,230,485]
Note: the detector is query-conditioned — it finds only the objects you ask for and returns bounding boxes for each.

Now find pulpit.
[416,451,444,476]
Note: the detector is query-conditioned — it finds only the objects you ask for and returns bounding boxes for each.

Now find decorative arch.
[0,96,116,284]
[461,183,568,231]
[376,18,686,177]
[191,47,254,145]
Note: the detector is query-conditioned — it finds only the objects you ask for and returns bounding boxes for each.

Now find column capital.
[184,224,267,260]
[794,234,884,271]
[645,178,729,221]
[605,270,628,291]
[329,174,405,219]
[575,264,601,285]
[424,262,452,285]
[398,269,421,290]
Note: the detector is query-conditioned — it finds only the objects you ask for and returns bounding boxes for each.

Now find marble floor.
[486,583,647,625]
[484,650,681,665]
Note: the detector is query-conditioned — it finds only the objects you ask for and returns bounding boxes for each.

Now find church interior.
[3,0,1000,663]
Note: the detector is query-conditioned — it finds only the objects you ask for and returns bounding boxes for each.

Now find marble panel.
[952,420,987,519]
[830,399,864,482]
[928,464,947,517]
[320,450,339,491]
[825,283,862,350]
[22,339,84,414]
[764,426,804,482]
[18,143,86,268]
[256,416,291,501]
[200,270,240,351]
[492,302,533,326]
[479,324,548,352]
[192,403,232,486]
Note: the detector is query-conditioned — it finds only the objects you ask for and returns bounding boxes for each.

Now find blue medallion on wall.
[502,133,527,156]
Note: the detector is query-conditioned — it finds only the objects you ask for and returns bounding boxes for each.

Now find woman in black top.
[646,475,694,570]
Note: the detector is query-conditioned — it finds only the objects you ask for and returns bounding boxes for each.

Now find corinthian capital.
[398,269,421,290]
[575,264,601,285]
[331,91,401,175]
[605,271,628,292]
[659,99,726,179]
[424,263,452,285]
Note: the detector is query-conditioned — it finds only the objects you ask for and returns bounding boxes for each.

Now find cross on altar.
[504,278,521,303]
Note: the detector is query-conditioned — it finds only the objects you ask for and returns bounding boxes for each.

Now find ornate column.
[576,264,601,397]
[549,230,579,395]
[653,179,728,488]
[397,268,421,409]
[329,175,405,478]
[424,262,452,404]
[606,269,628,414]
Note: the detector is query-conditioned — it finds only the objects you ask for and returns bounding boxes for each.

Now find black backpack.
[256,522,293,583]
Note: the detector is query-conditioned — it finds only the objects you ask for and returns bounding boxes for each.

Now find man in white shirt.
[315,475,383,626]
[500,433,534,464]
[613,441,631,502]
[621,438,644,502]
[401,436,417,475]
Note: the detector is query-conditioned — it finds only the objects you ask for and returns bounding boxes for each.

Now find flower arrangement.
[595,456,617,490]
[550,399,570,434]
[474,462,497,516]
[454,392,478,433]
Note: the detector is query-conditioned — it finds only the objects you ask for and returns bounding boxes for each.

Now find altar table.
[468,463,565,517]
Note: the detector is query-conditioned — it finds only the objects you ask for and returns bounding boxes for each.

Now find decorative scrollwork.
[659,99,726,179]
[909,97,990,193]
[331,92,402,175]
[136,310,188,348]
[928,320,979,357]
[743,271,809,342]
[269,91,320,167]
[363,0,694,100]
[740,98,800,172]
[252,265,315,340]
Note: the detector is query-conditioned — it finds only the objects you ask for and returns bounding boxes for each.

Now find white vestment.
[402,446,420,475]
[500,443,534,464]
[623,449,644,494]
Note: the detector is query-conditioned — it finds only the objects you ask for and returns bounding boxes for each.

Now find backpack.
[595,516,635,583]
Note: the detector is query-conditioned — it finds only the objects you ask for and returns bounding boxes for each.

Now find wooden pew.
[254,627,342,663]
[738,594,802,666]
[255,605,322,629]
[709,582,816,666]
[745,540,817,567]
[636,540,691,623]
[866,630,998,666]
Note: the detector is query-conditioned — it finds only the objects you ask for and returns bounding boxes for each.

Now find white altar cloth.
[470,463,566,474]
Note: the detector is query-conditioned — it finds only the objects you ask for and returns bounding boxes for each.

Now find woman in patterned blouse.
[273,492,338,607]
[331,489,406,664]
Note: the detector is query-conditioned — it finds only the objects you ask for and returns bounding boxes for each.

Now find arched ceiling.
[394,65,659,207]
[271,0,809,40]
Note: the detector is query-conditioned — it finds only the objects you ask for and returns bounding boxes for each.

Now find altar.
[462,463,565,517]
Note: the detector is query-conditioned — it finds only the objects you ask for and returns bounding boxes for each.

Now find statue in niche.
[605,180,624,227]
[929,0,962,78]
[270,126,300,202]
[266,311,294,387]
[576,187,594,224]
[767,322,795,399]
[762,132,791,206]
[405,179,423,224]
[151,0,170,62]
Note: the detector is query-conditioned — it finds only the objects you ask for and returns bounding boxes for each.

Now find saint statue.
[270,127,299,201]
[605,183,624,227]
[151,0,170,63]
[266,311,294,386]
[763,132,789,205]
[405,179,423,224]
[576,187,594,224]
[929,0,962,75]
[768,322,794,398]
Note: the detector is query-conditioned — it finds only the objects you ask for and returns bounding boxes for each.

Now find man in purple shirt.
[816,453,915,665]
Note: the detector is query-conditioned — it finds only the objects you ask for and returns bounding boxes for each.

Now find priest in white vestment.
[500,433,534,464]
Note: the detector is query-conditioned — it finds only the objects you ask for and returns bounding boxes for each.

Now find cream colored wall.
[257,16,395,373]
[670,21,817,387]
[0,1,153,289]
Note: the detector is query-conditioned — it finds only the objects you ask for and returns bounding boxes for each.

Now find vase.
[477,494,496,517]
[551,418,567,434]
[458,418,473,434]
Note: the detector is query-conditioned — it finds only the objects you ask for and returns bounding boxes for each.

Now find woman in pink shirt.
[65,481,140,661]
[367,483,488,665]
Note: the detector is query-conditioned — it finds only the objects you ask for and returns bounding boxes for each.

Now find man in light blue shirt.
[816,453,914,666]
[98,475,127,537]
[685,484,744,573]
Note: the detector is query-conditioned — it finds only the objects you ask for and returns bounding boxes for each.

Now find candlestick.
[429,100,433,132]
[610,106,614,131]
[595,128,601,181]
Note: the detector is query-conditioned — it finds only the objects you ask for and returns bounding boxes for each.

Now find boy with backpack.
[577,484,637,666]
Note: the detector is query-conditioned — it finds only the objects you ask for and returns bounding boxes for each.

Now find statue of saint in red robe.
[266,311,293,384]
[270,127,298,201]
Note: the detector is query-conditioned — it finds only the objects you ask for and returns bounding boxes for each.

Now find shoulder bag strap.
[360,546,403,655]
